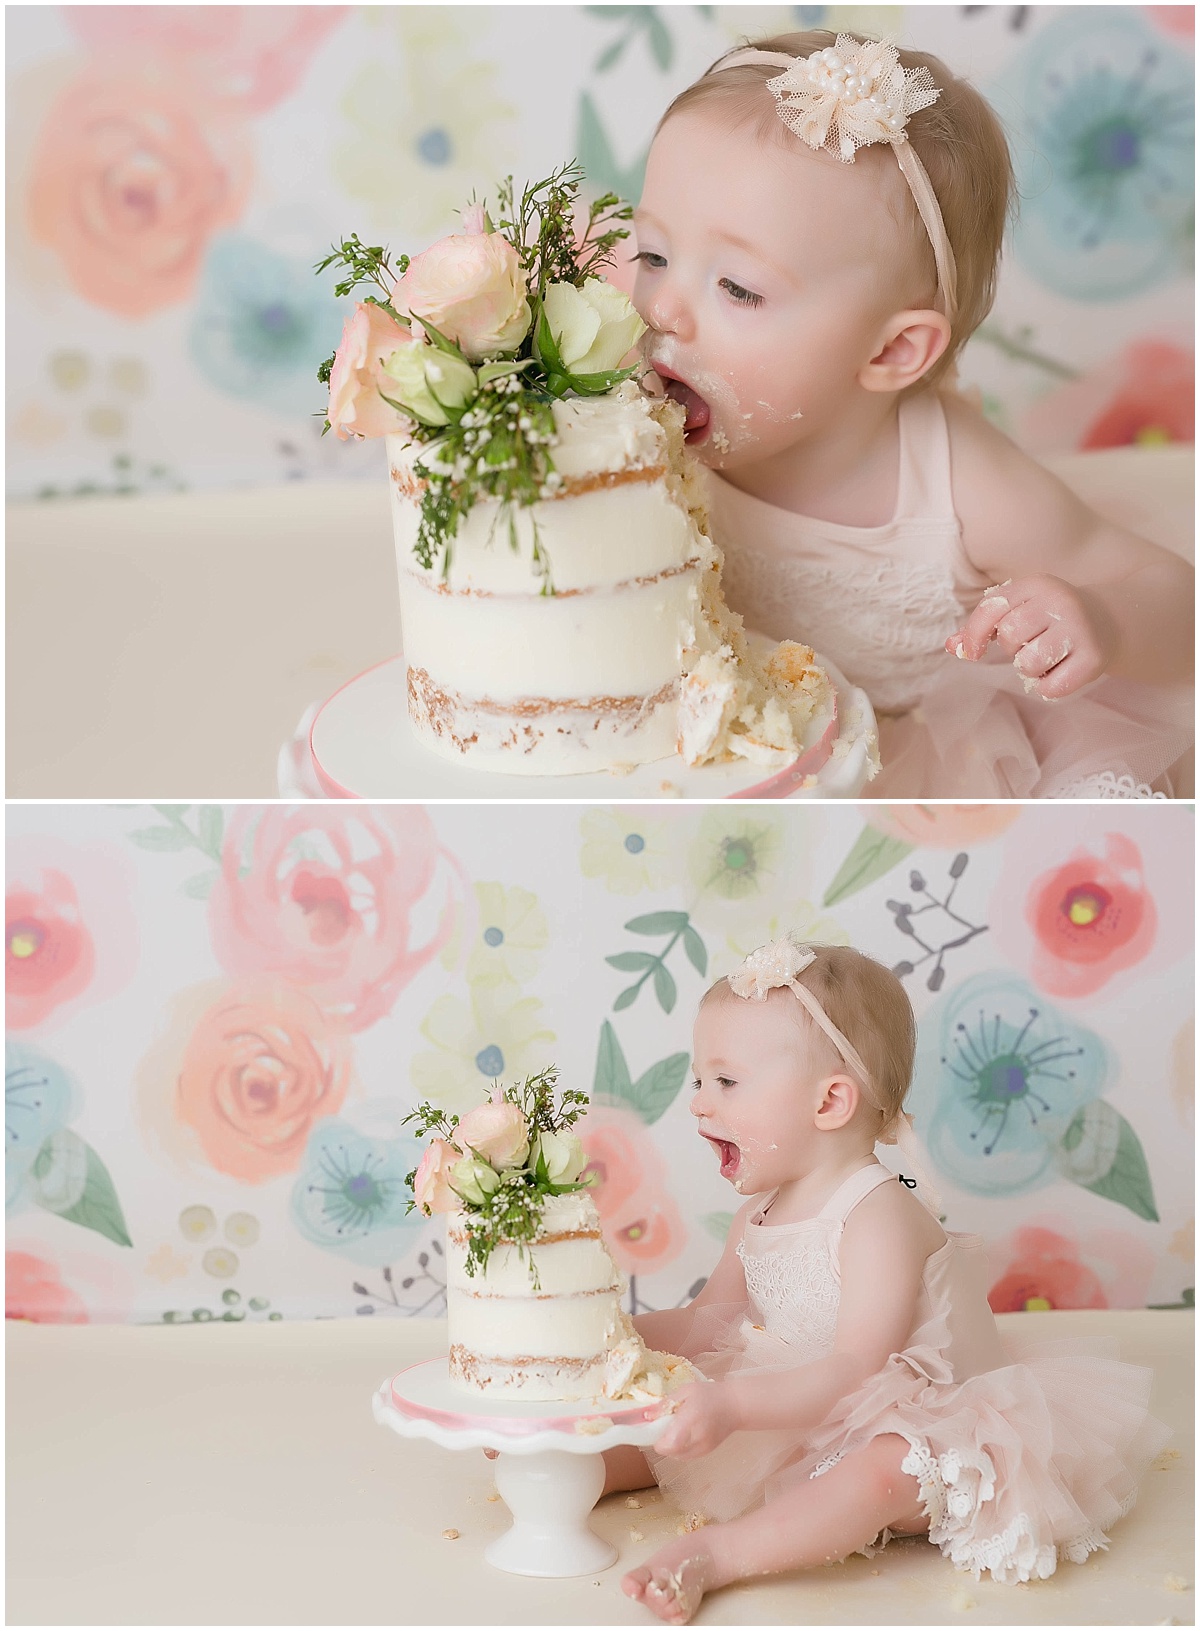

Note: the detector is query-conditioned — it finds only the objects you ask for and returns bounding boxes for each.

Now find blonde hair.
[703,944,916,1139]
[658,29,1015,389]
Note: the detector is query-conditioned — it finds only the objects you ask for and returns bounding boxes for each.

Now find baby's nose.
[646,285,693,343]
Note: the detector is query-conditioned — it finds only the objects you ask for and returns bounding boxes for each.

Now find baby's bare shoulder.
[845,1176,947,1261]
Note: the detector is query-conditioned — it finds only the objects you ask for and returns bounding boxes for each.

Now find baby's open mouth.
[702,1133,740,1180]
[650,363,711,444]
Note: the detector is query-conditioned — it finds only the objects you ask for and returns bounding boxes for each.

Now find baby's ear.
[813,1073,860,1131]
[859,309,951,394]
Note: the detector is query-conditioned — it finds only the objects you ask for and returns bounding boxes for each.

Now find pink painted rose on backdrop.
[5,1251,90,1324]
[868,806,1021,848]
[63,6,349,116]
[987,1219,1155,1312]
[27,65,252,318]
[175,979,352,1184]
[208,808,462,1032]
[577,1105,687,1278]
[6,839,139,1031]
[1022,341,1194,454]
[990,814,1190,1001]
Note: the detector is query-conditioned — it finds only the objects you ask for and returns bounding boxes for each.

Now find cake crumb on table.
[1154,1449,1182,1470]
[1163,1574,1189,1591]
[486,1491,500,1502]
[441,1529,460,1541]
[951,1590,976,1611]
[630,1529,644,1542]
[624,1496,642,1509]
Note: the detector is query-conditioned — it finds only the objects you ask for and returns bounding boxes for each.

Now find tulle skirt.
[648,1309,1172,1586]
[871,656,1193,798]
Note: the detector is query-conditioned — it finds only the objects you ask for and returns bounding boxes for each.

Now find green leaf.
[592,1020,634,1106]
[152,804,189,823]
[575,91,647,203]
[613,984,640,1012]
[197,805,224,861]
[37,1138,132,1247]
[129,825,192,852]
[30,1129,88,1213]
[629,1053,690,1124]
[701,1210,735,1242]
[407,312,470,363]
[605,951,657,973]
[1064,1106,1159,1222]
[182,870,219,900]
[682,924,708,978]
[647,12,672,70]
[625,911,689,936]
[653,963,677,1014]
[533,306,567,377]
[822,828,914,906]
[595,35,627,72]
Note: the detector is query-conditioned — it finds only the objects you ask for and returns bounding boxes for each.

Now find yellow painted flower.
[580,810,677,895]
[708,899,851,982]
[410,982,555,1115]
[224,1212,260,1247]
[145,1244,191,1285]
[178,1204,216,1242]
[202,1247,239,1279]
[687,810,782,902]
[466,883,548,988]
[334,11,516,236]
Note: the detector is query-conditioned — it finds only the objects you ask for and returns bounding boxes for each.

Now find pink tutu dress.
[707,390,1193,798]
[650,1163,1170,1585]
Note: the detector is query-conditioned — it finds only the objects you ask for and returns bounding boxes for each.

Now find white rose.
[449,1154,501,1208]
[381,344,477,427]
[541,278,646,375]
[534,1129,587,1184]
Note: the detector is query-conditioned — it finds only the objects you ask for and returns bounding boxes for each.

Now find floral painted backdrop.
[7,4,1193,499]
[6,802,1193,1326]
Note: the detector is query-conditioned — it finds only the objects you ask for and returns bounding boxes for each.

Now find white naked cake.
[389,382,836,776]
[321,167,873,786]
[447,1191,681,1402]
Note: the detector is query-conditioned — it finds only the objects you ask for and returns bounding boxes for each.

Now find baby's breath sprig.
[314,235,409,386]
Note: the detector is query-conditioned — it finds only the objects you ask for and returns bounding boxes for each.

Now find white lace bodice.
[706,391,993,714]
[735,1164,897,1365]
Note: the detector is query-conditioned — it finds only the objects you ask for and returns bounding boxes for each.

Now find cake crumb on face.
[442,1529,460,1540]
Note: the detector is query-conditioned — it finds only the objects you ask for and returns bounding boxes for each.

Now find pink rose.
[327,302,414,441]
[395,233,531,361]
[413,1139,460,1216]
[454,1094,529,1170]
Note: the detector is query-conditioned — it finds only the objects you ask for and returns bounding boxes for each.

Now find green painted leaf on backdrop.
[197,805,225,861]
[591,1022,689,1124]
[1059,1102,1159,1222]
[33,1133,132,1247]
[823,827,914,906]
[605,951,658,973]
[576,91,648,205]
[613,985,639,1011]
[682,925,708,978]
[129,825,192,852]
[630,1053,690,1125]
[593,1020,634,1105]
[625,911,689,936]
[653,963,677,1014]
[182,871,219,900]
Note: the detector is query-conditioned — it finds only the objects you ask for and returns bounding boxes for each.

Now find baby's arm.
[632,1197,754,1356]
[654,1184,942,1458]
[943,395,1194,693]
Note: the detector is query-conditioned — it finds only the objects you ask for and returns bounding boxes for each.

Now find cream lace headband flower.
[713,37,958,325]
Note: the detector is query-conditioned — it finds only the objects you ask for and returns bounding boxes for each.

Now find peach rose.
[395,232,531,360]
[5,1251,89,1324]
[208,807,461,1033]
[413,1138,460,1216]
[64,7,348,116]
[327,302,415,440]
[175,980,351,1183]
[455,1094,529,1170]
[27,65,252,317]
[868,805,1021,848]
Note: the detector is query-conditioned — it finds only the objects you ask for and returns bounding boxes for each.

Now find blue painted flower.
[6,1041,77,1214]
[291,1118,425,1266]
[188,234,344,418]
[910,972,1110,1198]
[993,9,1193,299]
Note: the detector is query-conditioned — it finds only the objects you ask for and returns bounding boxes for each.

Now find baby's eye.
[719,277,763,308]
[717,1075,736,1089]
[690,1078,701,1091]
[632,250,667,270]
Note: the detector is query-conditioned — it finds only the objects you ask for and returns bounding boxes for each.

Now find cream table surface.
[5,448,1193,800]
[5,1310,1194,1627]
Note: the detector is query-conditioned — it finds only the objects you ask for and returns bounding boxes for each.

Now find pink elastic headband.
[711,37,959,327]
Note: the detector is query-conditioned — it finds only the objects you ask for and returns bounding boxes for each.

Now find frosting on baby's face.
[632,105,929,475]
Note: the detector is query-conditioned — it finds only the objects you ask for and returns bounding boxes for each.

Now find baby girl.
[605,939,1168,1623]
[631,31,1193,797]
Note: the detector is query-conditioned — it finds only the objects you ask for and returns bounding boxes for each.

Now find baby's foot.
[622,1537,714,1624]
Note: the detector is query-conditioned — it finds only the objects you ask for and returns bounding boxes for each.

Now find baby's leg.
[623,1432,927,1625]
[602,1444,654,1496]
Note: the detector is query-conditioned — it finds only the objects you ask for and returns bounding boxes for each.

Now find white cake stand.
[373,1358,675,1578]
[308,651,877,800]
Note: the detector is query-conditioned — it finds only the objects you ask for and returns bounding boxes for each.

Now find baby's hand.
[945,575,1112,699]
[653,1381,738,1460]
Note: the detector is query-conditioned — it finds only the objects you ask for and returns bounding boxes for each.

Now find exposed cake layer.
[406,668,679,772]
[448,1346,610,1400]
